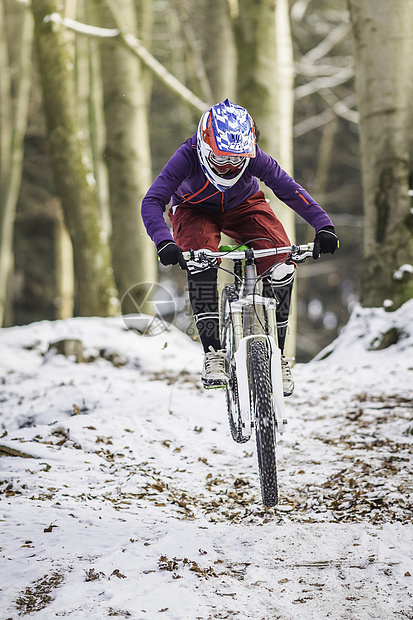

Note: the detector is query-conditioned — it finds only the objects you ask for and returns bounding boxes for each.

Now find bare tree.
[31,0,118,317]
[235,0,296,355]
[0,0,33,326]
[347,0,413,308]
[93,0,157,314]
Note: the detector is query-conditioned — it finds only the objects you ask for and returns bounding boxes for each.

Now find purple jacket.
[141,134,333,246]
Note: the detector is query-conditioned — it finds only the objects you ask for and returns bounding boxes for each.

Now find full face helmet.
[197,99,256,192]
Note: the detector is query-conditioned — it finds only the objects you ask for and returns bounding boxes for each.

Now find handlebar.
[182,243,314,262]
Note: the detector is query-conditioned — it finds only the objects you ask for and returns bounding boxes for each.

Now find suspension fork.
[243,251,256,337]
[232,259,243,350]
[230,255,258,346]
[244,250,256,296]
[265,299,278,342]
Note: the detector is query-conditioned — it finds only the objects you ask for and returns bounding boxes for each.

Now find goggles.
[208,152,245,174]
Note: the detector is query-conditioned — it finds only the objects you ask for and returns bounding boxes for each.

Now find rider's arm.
[141,139,196,245]
[250,148,334,231]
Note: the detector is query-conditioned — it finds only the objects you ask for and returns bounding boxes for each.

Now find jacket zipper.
[295,189,310,205]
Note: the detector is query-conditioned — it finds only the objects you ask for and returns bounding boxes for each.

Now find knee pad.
[267,262,295,287]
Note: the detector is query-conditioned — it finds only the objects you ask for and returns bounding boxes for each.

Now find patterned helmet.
[197,99,256,192]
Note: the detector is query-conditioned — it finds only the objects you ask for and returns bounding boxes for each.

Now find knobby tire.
[250,339,278,507]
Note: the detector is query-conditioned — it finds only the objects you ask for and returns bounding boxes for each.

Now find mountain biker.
[141,99,338,394]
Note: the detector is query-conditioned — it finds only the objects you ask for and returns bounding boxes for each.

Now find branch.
[0,443,37,458]
[291,0,311,22]
[320,91,359,124]
[294,67,353,101]
[301,22,351,64]
[122,32,208,112]
[45,14,118,37]
[40,10,208,113]
[295,57,353,77]
[293,108,335,137]
[293,93,358,137]
[102,0,208,113]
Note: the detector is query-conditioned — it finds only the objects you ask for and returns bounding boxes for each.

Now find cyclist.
[141,99,337,394]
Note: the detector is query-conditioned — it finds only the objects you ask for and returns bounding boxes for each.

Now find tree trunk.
[348,0,413,308]
[236,0,294,169]
[31,0,119,317]
[203,0,237,103]
[235,0,296,355]
[95,0,157,315]
[0,2,33,326]
[54,208,74,319]
[79,1,112,236]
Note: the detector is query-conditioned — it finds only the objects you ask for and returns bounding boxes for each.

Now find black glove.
[313,226,338,259]
[157,240,187,270]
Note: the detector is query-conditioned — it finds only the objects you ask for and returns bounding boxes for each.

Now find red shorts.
[168,191,291,274]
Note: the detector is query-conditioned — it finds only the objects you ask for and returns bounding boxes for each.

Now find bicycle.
[183,241,314,508]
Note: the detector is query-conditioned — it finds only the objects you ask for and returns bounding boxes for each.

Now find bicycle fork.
[231,297,288,435]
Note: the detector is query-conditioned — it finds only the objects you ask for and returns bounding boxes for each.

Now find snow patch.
[0,303,412,618]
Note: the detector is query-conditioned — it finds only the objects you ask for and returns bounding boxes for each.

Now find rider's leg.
[167,205,226,388]
[187,263,227,389]
[187,264,220,353]
[261,262,295,354]
[168,204,221,352]
[262,264,295,397]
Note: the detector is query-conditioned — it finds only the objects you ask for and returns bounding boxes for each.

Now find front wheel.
[250,339,278,507]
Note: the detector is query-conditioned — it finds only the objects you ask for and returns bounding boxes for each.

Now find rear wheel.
[250,339,278,507]
[220,286,250,443]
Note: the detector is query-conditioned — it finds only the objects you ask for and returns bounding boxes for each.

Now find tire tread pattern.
[250,339,278,507]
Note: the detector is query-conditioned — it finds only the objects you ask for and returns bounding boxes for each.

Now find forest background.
[1,0,412,361]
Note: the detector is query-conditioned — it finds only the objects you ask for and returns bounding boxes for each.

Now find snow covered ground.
[0,301,412,619]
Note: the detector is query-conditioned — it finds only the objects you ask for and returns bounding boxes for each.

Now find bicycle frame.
[183,243,314,432]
